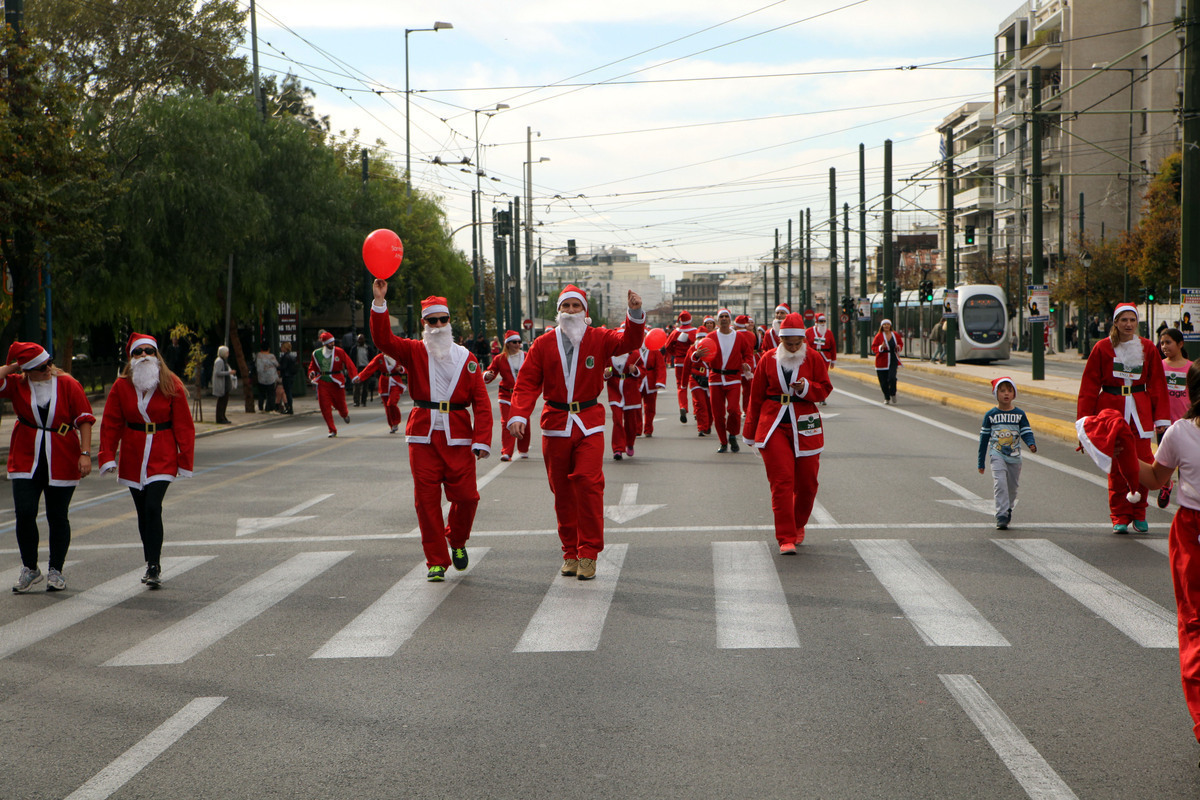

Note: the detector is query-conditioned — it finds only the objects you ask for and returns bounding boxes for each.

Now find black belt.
[127,421,172,434]
[18,417,73,436]
[1101,384,1146,396]
[712,367,740,375]
[414,399,469,412]
[547,399,599,413]
[613,372,636,379]
[771,395,796,405]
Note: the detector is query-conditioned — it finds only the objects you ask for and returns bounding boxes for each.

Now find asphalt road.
[0,376,1193,799]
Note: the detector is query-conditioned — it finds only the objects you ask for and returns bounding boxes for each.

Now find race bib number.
[1112,361,1142,382]
[585,356,595,369]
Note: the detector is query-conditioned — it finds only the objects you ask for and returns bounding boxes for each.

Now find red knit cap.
[7,342,49,370]
[420,296,449,318]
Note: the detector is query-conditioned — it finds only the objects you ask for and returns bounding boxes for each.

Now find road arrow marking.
[273,426,321,438]
[236,493,333,536]
[604,483,665,524]
[932,476,996,516]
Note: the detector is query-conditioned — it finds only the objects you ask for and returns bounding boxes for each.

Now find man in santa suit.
[684,336,712,436]
[664,310,697,423]
[605,337,643,459]
[351,352,408,434]
[483,330,531,461]
[694,308,755,453]
[735,314,758,414]
[508,284,644,581]
[307,330,358,437]
[743,312,832,554]
[371,284,492,581]
[639,339,667,437]
[761,303,791,352]
[806,313,837,406]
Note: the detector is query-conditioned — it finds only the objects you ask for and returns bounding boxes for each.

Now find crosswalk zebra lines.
[0,538,1178,666]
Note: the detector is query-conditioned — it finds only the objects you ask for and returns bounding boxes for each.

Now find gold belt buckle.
[568,401,582,413]
[145,422,157,435]
[780,395,791,405]
[1122,385,1132,396]
[437,401,451,412]
[56,423,72,435]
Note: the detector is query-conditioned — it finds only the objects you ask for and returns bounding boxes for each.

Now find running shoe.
[613,452,623,461]
[576,558,597,580]
[1131,520,1149,533]
[560,559,579,577]
[625,446,634,458]
[716,444,728,454]
[427,566,446,582]
[729,436,740,453]
[142,564,161,588]
[679,409,687,423]
[12,566,42,593]
[779,543,797,555]
[1112,523,1130,535]
[1158,482,1173,509]
[500,454,511,462]
[46,568,65,592]
[451,547,469,571]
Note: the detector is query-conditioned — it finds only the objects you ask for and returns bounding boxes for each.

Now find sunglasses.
[131,347,157,356]
[23,363,51,373]
[425,315,451,325]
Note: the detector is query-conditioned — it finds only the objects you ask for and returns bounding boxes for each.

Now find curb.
[837,355,1078,403]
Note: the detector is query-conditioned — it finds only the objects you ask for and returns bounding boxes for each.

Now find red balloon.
[694,336,718,363]
[362,229,404,279]
[644,328,667,350]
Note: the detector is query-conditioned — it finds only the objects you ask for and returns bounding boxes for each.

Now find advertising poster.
[856,297,871,322]
[1181,288,1200,344]
[1026,284,1049,324]
[942,289,958,320]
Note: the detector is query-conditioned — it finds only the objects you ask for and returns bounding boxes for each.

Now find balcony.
[955,142,995,174]
[956,185,995,211]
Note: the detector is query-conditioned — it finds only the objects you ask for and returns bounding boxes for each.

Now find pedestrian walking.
[370,283,492,582]
[743,312,831,554]
[353,353,408,434]
[254,344,279,413]
[350,334,375,407]
[665,311,698,424]
[695,308,754,454]
[605,339,644,460]
[507,284,645,581]
[483,330,530,461]
[307,331,357,438]
[872,319,903,404]
[930,320,946,363]
[211,345,236,424]
[976,377,1037,530]
[98,333,195,588]
[277,342,297,415]
[1,343,95,593]
[1157,328,1192,507]
[1077,303,1170,533]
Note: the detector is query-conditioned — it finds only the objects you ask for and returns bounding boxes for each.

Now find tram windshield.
[960,295,1005,344]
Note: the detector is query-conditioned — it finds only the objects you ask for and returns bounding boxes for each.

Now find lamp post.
[524,141,549,341]
[1081,250,1093,356]
[1092,62,1136,300]
[405,21,452,211]
[471,103,509,338]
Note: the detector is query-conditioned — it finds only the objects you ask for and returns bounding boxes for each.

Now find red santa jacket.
[509,313,646,438]
[98,376,195,489]
[484,350,526,404]
[665,324,697,366]
[761,327,784,353]
[743,346,832,457]
[871,331,903,370]
[639,347,667,395]
[1077,336,1170,438]
[369,307,492,451]
[606,349,644,410]
[0,372,95,486]
[355,353,407,397]
[307,346,357,388]
[806,326,837,364]
[695,329,755,387]
[685,341,709,393]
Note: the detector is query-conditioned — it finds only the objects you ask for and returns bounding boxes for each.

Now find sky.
[245,0,1007,288]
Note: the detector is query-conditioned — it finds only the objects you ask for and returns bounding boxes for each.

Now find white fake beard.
[772,319,783,333]
[777,344,806,371]
[131,356,160,393]
[816,325,827,336]
[557,310,588,347]
[423,324,454,361]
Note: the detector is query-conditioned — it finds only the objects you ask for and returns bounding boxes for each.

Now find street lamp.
[1092,61,1136,300]
[1081,250,1093,356]
[405,21,453,209]
[471,103,509,337]
[524,151,550,337]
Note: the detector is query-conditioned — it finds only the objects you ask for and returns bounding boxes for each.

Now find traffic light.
[1146,288,1156,302]
[495,210,513,237]
[918,280,934,303]
[964,225,976,245]
[567,239,577,257]
[1049,299,1057,314]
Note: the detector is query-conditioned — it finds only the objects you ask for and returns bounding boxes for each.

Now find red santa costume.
[685,337,712,436]
[370,293,492,579]
[1077,303,1170,529]
[743,313,832,552]
[871,321,903,403]
[606,342,644,458]
[639,344,667,436]
[664,310,697,421]
[806,313,837,367]
[695,309,755,451]
[761,303,791,352]
[484,330,532,461]
[98,333,196,586]
[307,331,358,437]
[508,285,645,579]
[353,353,408,433]
[735,314,758,414]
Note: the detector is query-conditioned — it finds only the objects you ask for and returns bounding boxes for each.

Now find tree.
[1122,151,1181,298]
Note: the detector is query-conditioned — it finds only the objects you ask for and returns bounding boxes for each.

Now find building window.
[1141,0,1150,25]
[1140,160,1149,182]
[1141,110,1149,134]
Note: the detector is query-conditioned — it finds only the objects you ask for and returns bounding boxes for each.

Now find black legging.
[129,481,170,566]
[876,360,898,400]
[13,450,75,571]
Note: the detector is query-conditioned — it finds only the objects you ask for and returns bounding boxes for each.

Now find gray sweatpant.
[990,456,1021,519]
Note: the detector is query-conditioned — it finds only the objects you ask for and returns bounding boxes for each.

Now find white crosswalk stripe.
[515,544,628,653]
[713,541,799,649]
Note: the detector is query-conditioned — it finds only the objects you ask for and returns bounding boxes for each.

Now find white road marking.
[406,459,510,536]
[712,541,799,649]
[0,557,215,660]
[311,548,489,659]
[515,544,628,653]
[993,538,1176,648]
[272,426,321,438]
[64,697,227,800]
[851,539,1009,646]
[235,516,317,537]
[932,476,996,516]
[279,494,334,517]
[940,674,1079,800]
[604,483,666,524]
[809,499,838,527]
[104,551,352,666]
[1139,538,1169,557]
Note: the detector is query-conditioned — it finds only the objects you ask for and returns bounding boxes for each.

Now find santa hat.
[1113,303,1140,322]
[127,332,157,356]
[1076,409,1144,503]
[504,330,521,344]
[558,284,588,312]
[816,314,827,324]
[319,331,335,345]
[678,310,692,323]
[991,376,1016,398]
[716,308,731,318]
[779,312,806,338]
[880,318,893,328]
[703,316,716,326]
[421,296,449,318]
[734,314,749,329]
[775,303,790,314]
[7,342,49,370]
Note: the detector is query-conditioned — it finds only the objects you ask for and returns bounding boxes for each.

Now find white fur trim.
[1074,417,1112,473]
[421,303,449,318]
[779,326,804,337]
[558,290,587,310]
[129,337,157,354]
[505,333,521,344]
[21,350,49,370]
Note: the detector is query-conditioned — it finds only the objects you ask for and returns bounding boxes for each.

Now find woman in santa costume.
[507,285,644,581]
[370,285,492,581]
[693,308,755,453]
[871,318,903,404]
[605,339,643,459]
[684,335,712,436]
[761,303,790,353]
[1077,302,1170,533]
[307,330,358,437]
[99,333,195,588]
[0,343,95,592]
[483,330,531,461]
[744,313,832,554]
[664,311,697,424]
[735,314,758,414]
[639,339,667,437]
[352,351,408,434]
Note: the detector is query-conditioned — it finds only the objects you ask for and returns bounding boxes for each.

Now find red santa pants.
[1108,430,1153,524]
[382,385,403,429]
[675,364,689,411]
[709,382,742,445]
[1170,506,1200,741]
[408,431,479,569]
[498,401,530,457]
[759,435,820,546]
[642,391,658,435]
[740,375,752,414]
[317,382,350,434]
[541,429,606,560]
[611,406,641,453]
[691,385,712,433]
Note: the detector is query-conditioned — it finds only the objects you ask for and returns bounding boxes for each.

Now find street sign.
[840,313,849,324]
[804,308,815,324]
[523,319,533,330]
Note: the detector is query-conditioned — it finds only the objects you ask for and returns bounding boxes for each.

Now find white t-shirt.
[1154,418,1200,510]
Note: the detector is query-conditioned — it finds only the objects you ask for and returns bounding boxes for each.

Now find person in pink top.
[1158,327,1192,507]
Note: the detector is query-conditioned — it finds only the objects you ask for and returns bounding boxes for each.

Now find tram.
[867,283,1009,362]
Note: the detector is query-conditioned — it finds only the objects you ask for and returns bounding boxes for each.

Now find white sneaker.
[516,452,529,460]
[13,566,43,593]
[46,568,65,592]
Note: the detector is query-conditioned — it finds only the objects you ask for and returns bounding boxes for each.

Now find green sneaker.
[427,566,446,582]
[451,547,469,571]
[1131,520,1149,533]
[1112,523,1129,535]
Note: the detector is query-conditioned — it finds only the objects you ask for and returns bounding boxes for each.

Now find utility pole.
[471,191,480,338]
[249,0,264,119]
[843,202,851,354]
[805,208,812,315]
[773,228,780,316]
[493,207,505,338]
[786,217,793,309]
[1030,65,1045,381]
[883,140,894,322]
[1182,10,1200,290]
[859,143,868,357]
[944,126,957,367]
[829,169,839,346]
[361,149,372,336]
